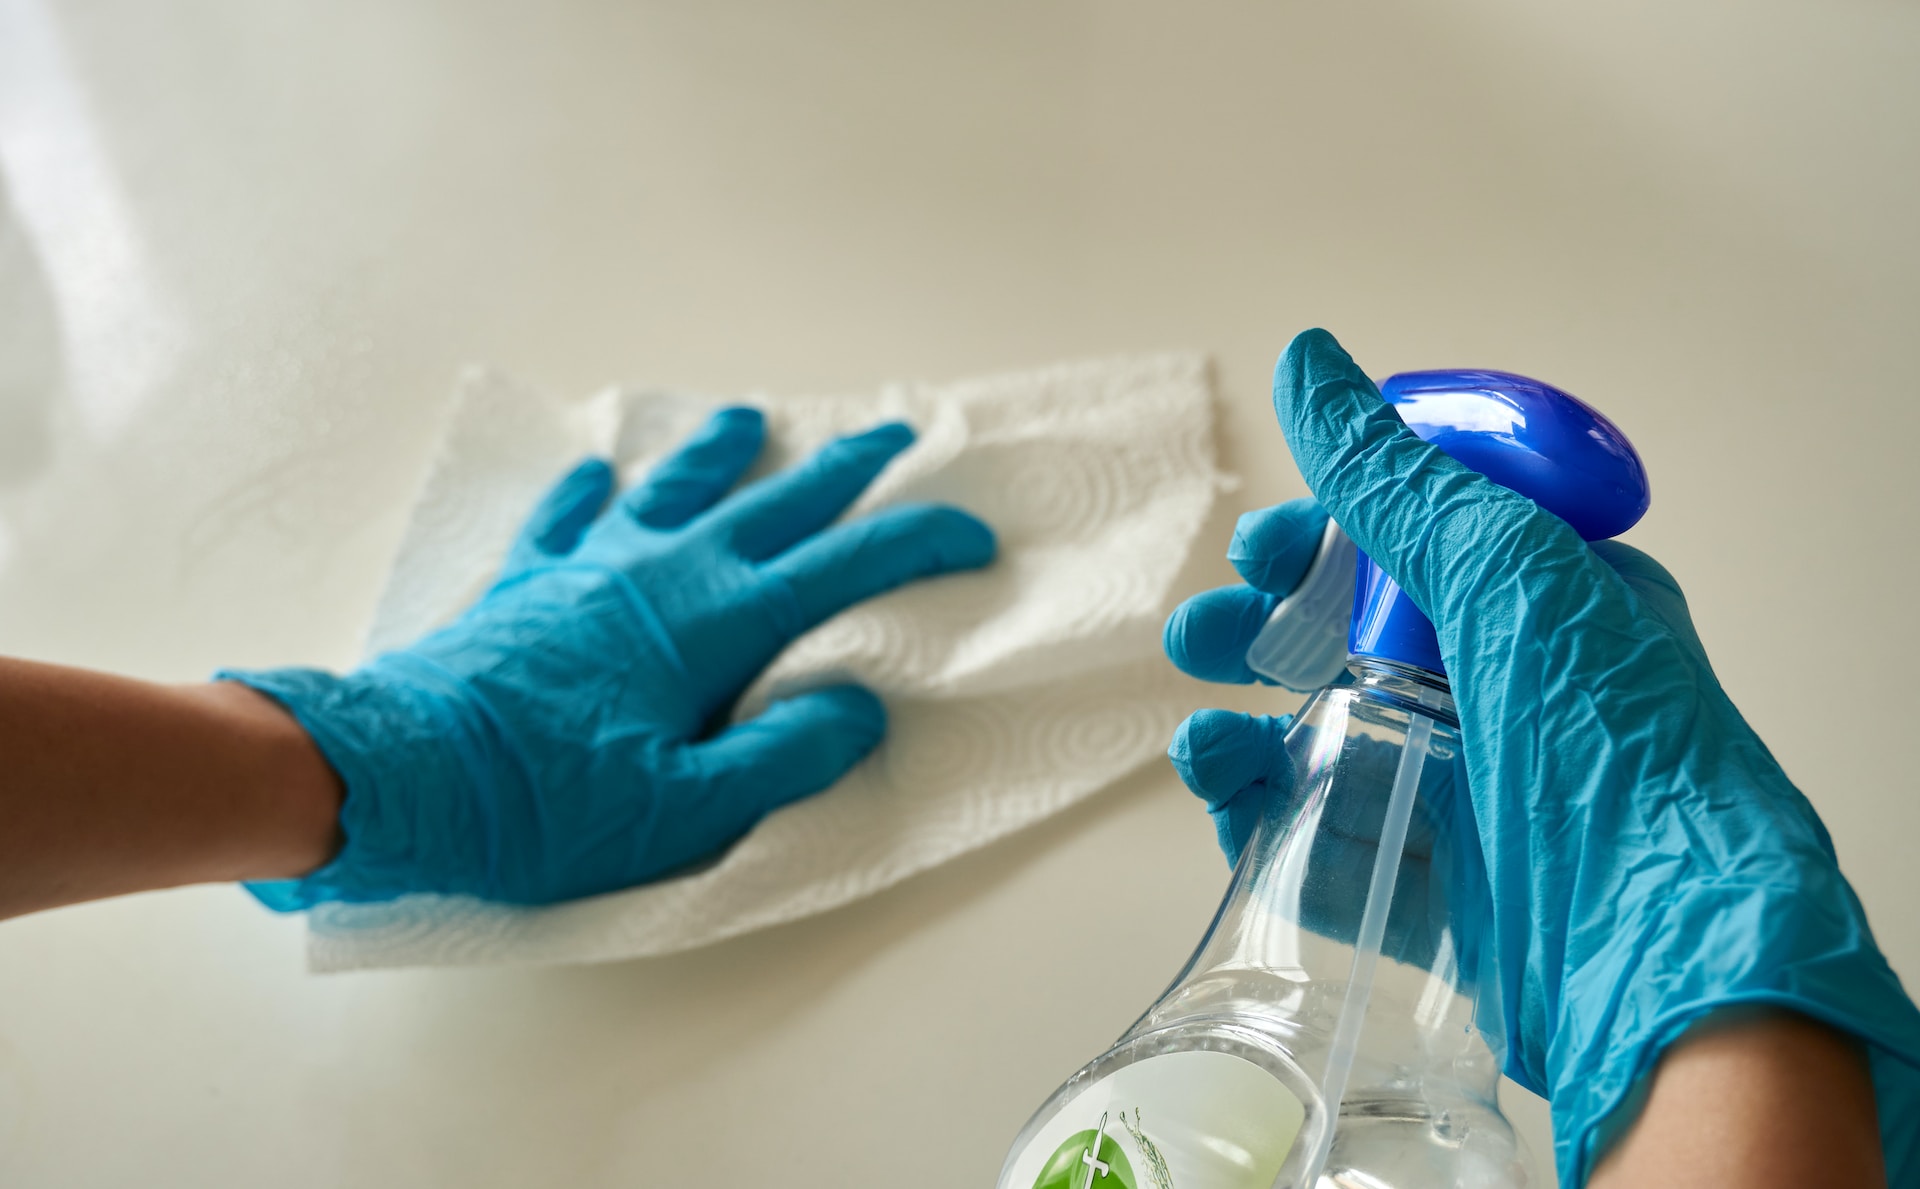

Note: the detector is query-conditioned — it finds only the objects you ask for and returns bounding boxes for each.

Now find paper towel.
[307,353,1228,971]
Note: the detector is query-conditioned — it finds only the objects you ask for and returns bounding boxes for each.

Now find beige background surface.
[1,1,1916,1185]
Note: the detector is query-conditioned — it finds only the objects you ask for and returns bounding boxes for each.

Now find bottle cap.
[1350,368,1651,675]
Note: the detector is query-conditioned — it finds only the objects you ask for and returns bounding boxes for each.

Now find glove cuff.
[216,657,498,910]
[1549,871,1920,1186]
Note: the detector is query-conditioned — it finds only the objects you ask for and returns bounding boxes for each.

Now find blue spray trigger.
[1244,517,1357,692]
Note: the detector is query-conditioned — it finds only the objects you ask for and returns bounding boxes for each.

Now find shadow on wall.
[0,171,60,487]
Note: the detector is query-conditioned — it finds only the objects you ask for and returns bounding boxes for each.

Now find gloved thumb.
[676,684,888,853]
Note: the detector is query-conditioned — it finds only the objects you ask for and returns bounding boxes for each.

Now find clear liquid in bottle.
[996,661,1528,1189]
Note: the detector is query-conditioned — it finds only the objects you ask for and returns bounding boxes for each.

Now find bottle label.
[1006,1050,1305,1189]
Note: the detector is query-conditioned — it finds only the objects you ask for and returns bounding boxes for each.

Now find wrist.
[192,681,344,881]
[217,659,503,908]
[0,658,347,918]
[1542,858,1918,1186]
[1589,1008,1883,1188]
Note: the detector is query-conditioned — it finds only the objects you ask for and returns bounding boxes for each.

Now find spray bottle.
[996,368,1651,1189]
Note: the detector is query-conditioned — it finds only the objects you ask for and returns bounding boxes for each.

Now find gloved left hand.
[225,407,995,909]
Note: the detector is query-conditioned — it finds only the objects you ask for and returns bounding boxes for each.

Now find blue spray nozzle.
[1350,369,1651,675]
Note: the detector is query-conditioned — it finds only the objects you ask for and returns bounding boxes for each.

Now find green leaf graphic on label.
[1030,1119,1137,1189]
[1004,1051,1303,1189]
[1118,1109,1175,1189]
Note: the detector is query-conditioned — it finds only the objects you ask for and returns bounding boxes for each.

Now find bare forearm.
[1591,1008,1884,1188]
[0,657,341,918]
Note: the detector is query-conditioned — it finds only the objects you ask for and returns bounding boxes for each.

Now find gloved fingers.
[1310,742,1443,863]
[1170,709,1442,865]
[622,406,766,529]
[1163,585,1279,684]
[675,684,888,849]
[1169,708,1292,809]
[709,422,917,561]
[1169,709,1296,861]
[1169,709,1449,953]
[1207,794,1268,865]
[1591,540,1711,658]
[1228,498,1330,594]
[501,458,616,577]
[1271,328,1587,625]
[759,502,996,633]
[1296,833,1443,969]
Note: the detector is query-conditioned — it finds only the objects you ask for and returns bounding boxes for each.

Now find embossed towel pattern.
[304,354,1227,970]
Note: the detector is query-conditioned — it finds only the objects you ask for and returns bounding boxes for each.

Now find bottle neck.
[1131,655,1496,1084]
[1342,656,1457,728]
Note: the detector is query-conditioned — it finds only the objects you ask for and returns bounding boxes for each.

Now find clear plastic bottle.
[997,659,1522,1189]
[997,367,1651,1189]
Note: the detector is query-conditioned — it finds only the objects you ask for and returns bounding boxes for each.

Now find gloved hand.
[1162,494,1330,858]
[226,407,995,909]
[1163,329,1920,1186]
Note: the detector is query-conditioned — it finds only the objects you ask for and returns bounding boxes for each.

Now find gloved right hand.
[1163,329,1920,1187]
[225,407,995,910]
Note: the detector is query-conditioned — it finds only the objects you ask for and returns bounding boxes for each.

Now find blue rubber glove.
[1162,495,1329,855]
[224,407,995,909]
[1164,329,1920,1186]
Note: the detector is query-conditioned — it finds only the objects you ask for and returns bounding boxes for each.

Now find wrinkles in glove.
[1164,329,1920,1187]
[225,408,995,909]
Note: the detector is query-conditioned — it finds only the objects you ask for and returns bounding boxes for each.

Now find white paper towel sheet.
[306,353,1229,971]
